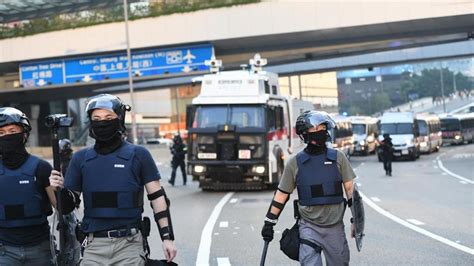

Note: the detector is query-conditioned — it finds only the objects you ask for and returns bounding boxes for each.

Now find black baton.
[260,240,269,266]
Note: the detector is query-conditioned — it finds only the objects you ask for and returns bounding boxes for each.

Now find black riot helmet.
[85,94,131,132]
[0,107,32,135]
[296,110,336,143]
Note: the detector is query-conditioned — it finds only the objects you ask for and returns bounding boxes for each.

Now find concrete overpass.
[0,0,473,101]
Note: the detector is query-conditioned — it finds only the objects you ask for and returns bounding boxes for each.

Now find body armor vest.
[0,156,50,227]
[82,143,143,219]
[296,148,344,206]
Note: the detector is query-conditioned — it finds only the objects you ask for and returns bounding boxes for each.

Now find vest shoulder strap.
[326,148,337,161]
[21,155,40,176]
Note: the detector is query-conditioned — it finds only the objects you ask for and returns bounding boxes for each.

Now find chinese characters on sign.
[20,44,213,87]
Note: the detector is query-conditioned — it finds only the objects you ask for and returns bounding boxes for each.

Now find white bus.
[349,116,378,155]
[440,113,474,145]
[416,114,442,153]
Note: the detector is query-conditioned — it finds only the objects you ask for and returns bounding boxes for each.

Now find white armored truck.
[186,55,313,190]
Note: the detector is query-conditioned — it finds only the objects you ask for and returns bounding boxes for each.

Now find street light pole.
[439,62,446,113]
[123,0,138,144]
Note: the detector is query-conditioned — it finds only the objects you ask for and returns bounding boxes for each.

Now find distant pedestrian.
[380,134,393,176]
[169,134,187,186]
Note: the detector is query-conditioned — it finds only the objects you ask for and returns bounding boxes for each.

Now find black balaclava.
[304,130,329,154]
[0,132,29,169]
[90,118,123,154]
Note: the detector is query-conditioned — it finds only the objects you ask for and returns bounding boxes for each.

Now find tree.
[400,68,471,99]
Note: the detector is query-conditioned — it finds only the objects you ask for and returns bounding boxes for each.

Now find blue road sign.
[20,43,213,87]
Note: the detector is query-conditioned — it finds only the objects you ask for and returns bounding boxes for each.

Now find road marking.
[232,232,237,235]
[214,233,219,236]
[370,197,381,202]
[360,191,474,255]
[437,158,474,184]
[407,219,425,225]
[196,192,234,266]
[459,181,468,185]
[217,257,231,266]
[229,198,238,204]
[219,221,228,228]
[250,225,255,231]
[432,160,437,163]
[234,227,240,230]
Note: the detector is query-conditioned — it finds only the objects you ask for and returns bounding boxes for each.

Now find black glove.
[261,221,275,242]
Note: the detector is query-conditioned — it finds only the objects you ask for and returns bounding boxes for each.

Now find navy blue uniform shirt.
[0,158,52,246]
[65,142,160,233]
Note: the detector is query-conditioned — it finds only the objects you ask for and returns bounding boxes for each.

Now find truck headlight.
[454,135,461,140]
[359,140,365,146]
[194,165,206,173]
[252,165,265,174]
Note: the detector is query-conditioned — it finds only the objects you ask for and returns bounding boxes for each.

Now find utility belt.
[90,225,141,238]
[76,220,148,242]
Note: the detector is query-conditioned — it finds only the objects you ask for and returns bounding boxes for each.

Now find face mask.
[0,132,29,169]
[90,118,121,142]
[307,130,329,146]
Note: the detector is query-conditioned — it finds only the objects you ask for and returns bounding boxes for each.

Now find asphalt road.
[144,143,473,265]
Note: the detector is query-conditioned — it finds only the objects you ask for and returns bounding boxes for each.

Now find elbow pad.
[264,189,290,224]
[148,188,175,241]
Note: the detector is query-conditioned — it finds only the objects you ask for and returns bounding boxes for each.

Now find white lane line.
[234,227,240,230]
[229,198,238,204]
[370,197,381,202]
[217,257,231,266]
[407,219,425,226]
[360,191,474,255]
[459,181,468,185]
[219,221,228,228]
[437,159,474,184]
[196,192,234,266]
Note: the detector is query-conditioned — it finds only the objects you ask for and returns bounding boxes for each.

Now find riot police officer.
[261,110,356,265]
[380,133,393,176]
[168,134,187,186]
[0,107,56,265]
[49,94,177,265]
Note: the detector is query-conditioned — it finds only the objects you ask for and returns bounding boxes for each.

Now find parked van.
[415,114,442,153]
[349,116,378,155]
[377,112,420,161]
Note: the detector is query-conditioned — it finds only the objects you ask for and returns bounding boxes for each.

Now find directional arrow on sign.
[82,75,93,82]
[37,79,46,86]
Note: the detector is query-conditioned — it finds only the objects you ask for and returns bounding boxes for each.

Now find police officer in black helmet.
[261,110,356,265]
[49,94,177,264]
[0,107,56,265]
